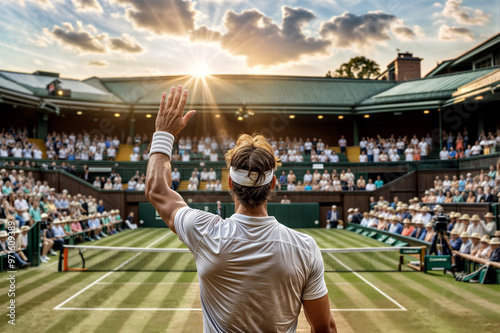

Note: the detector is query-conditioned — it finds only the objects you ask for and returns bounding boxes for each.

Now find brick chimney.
[394,52,422,82]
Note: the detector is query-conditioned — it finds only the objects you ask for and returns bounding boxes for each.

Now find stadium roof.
[356,67,499,113]
[0,67,498,115]
[98,75,396,113]
[0,70,122,103]
[425,33,500,77]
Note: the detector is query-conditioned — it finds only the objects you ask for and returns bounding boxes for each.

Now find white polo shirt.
[175,208,327,333]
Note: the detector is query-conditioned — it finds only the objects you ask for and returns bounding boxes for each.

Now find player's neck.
[235,201,268,217]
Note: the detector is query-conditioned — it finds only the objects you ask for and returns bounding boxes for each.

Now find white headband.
[229,167,274,187]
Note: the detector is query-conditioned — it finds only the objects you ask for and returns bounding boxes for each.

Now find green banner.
[138,202,319,228]
[400,248,421,255]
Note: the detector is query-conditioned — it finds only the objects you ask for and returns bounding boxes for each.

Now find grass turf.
[0,228,499,333]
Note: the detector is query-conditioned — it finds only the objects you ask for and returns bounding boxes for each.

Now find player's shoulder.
[277,225,320,255]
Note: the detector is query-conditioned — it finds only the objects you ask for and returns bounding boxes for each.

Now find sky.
[0,0,498,79]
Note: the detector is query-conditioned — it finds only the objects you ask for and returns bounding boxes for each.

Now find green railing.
[27,221,41,267]
[346,223,431,250]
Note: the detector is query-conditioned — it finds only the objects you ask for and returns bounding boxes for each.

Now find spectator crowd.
[0,167,136,269]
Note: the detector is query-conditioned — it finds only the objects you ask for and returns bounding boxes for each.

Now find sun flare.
[192,62,211,78]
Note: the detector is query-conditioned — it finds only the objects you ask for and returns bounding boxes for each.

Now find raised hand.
[155,85,196,136]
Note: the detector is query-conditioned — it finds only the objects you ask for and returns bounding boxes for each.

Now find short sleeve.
[302,239,328,301]
[174,207,220,255]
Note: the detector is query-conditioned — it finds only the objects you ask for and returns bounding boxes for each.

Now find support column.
[477,109,484,137]
[129,107,135,140]
[36,112,48,139]
[438,108,442,151]
[353,115,359,145]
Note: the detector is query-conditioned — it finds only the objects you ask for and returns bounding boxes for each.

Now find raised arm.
[145,86,196,233]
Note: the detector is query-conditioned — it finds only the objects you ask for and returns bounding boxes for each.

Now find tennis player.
[146,85,337,332]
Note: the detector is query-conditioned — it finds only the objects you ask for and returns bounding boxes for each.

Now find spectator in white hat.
[488,237,500,262]
[476,236,491,259]
[347,208,354,223]
[469,233,482,256]
[401,219,414,237]
[458,232,472,255]
[448,230,462,251]
[482,212,497,237]
[420,206,432,224]
[424,223,435,242]
[467,214,485,237]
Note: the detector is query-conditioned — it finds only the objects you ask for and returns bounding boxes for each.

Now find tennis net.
[61,245,424,272]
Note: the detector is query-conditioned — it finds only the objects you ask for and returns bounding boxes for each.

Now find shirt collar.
[230,213,278,225]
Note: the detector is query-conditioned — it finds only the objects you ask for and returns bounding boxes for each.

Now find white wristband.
[150,131,175,158]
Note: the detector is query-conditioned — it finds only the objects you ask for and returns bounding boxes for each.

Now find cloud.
[86,60,109,67]
[413,25,425,38]
[392,26,415,41]
[34,59,44,66]
[72,0,103,12]
[319,11,416,49]
[109,34,143,53]
[438,24,474,41]
[219,7,330,67]
[115,0,196,36]
[433,2,443,7]
[50,21,107,53]
[189,26,222,42]
[46,21,144,54]
[440,0,490,25]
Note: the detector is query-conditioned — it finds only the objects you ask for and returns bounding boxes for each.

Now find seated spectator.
[135,179,145,191]
[0,229,30,268]
[423,222,434,241]
[113,178,123,190]
[475,236,491,259]
[124,212,138,230]
[280,195,291,204]
[208,168,217,181]
[448,230,463,251]
[171,168,180,191]
[356,176,366,191]
[489,237,500,262]
[130,151,139,161]
[287,181,296,191]
[127,177,137,191]
[388,216,403,234]
[469,233,482,256]
[359,151,368,162]
[439,147,449,160]
[401,219,414,236]
[214,180,222,191]
[329,151,339,163]
[366,179,375,191]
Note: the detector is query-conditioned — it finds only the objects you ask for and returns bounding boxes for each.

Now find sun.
[192,62,211,78]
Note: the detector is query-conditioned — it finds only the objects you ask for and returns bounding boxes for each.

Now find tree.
[330,56,380,79]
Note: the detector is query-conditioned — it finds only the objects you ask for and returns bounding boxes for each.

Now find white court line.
[55,307,405,312]
[327,253,406,311]
[53,231,174,310]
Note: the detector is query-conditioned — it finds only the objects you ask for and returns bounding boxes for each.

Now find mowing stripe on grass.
[327,253,406,310]
[54,231,173,310]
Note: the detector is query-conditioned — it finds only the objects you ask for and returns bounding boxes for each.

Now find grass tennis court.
[1,228,499,333]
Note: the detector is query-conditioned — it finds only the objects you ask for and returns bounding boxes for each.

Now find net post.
[398,255,402,271]
[63,247,68,272]
[420,246,426,271]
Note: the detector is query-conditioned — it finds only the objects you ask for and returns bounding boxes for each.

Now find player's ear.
[228,176,233,190]
[270,175,276,190]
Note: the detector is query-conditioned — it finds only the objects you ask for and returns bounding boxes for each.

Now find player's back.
[175,208,327,333]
